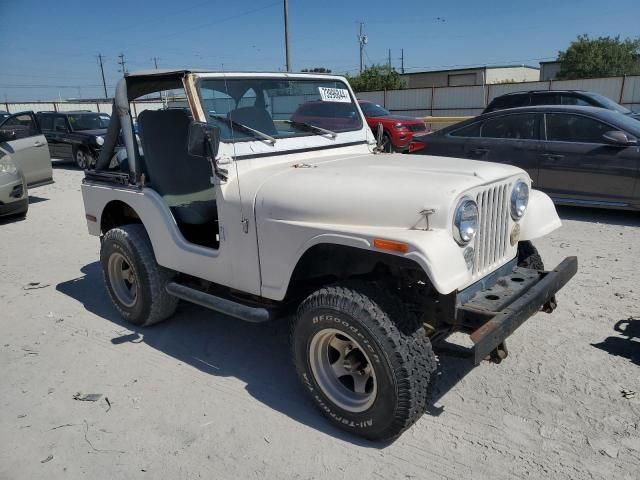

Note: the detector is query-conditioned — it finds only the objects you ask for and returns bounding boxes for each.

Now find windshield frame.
[195,75,364,145]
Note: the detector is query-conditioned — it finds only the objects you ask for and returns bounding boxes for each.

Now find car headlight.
[510,181,529,220]
[393,123,407,130]
[95,136,105,146]
[0,156,18,175]
[453,197,479,245]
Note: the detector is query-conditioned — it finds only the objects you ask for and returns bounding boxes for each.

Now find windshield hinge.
[241,218,249,234]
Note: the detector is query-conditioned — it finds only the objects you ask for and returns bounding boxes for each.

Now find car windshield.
[585,92,631,114]
[359,102,390,117]
[198,78,362,142]
[67,113,110,131]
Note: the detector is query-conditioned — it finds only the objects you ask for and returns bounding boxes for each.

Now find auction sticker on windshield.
[318,87,351,103]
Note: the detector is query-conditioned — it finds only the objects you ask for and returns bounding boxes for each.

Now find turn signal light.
[373,238,409,253]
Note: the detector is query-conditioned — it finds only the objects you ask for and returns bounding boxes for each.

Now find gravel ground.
[1,166,639,480]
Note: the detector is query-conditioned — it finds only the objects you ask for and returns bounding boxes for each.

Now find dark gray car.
[414,106,640,210]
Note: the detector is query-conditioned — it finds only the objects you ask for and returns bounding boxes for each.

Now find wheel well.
[100,200,141,234]
[285,243,430,301]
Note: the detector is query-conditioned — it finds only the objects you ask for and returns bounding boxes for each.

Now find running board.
[166,282,272,323]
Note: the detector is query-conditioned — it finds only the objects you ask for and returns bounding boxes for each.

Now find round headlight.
[510,181,529,220]
[95,136,105,146]
[453,197,478,245]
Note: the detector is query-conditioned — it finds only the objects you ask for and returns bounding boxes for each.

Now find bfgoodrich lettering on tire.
[292,281,437,441]
[100,224,178,326]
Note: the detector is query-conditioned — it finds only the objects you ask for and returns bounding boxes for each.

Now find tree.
[301,67,332,73]
[557,34,640,80]
[346,64,406,92]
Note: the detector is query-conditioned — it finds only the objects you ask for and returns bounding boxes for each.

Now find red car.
[358,100,428,152]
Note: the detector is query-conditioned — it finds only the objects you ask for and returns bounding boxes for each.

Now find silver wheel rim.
[309,328,377,413]
[76,150,86,169]
[107,252,138,308]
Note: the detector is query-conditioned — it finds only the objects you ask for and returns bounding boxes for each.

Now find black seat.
[138,109,217,225]
[228,106,278,136]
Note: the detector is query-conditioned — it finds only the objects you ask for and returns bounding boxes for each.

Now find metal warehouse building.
[400,65,540,88]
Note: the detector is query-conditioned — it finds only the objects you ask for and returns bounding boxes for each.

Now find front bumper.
[456,256,578,364]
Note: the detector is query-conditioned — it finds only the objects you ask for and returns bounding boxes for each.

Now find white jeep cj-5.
[81,70,577,440]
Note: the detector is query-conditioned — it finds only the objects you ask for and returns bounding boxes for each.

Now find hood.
[254,153,525,230]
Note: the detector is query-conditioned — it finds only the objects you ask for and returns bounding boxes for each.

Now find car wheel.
[382,133,394,153]
[517,240,556,312]
[292,281,437,441]
[74,147,89,169]
[517,240,544,270]
[101,224,178,326]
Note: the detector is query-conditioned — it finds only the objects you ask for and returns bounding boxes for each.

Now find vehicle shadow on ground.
[28,195,48,204]
[556,205,640,227]
[0,212,27,225]
[51,159,79,171]
[591,317,640,366]
[56,262,475,445]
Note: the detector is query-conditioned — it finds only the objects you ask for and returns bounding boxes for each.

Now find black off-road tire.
[100,224,178,326]
[292,282,437,441]
[517,240,544,270]
[517,240,556,312]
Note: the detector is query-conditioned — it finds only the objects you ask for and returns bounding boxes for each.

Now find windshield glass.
[359,102,390,117]
[586,92,631,114]
[67,113,110,131]
[198,78,362,142]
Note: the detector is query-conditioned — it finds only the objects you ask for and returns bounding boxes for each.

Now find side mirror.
[188,121,220,158]
[0,130,17,142]
[603,130,638,146]
[187,121,227,181]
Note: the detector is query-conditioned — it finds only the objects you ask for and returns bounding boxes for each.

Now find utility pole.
[358,22,367,73]
[401,48,404,74]
[117,53,127,75]
[283,0,291,72]
[388,49,391,69]
[97,54,108,98]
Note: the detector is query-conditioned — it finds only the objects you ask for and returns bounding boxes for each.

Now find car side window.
[481,114,538,140]
[545,113,611,143]
[0,113,39,139]
[450,122,481,137]
[39,115,54,131]
[531,93,560,105]
[54,116,68,132]
[487,94,529,112]
[560,95,591,106]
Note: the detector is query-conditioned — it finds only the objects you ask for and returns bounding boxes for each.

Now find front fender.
[520,189,562,241]
[258,219,470,299]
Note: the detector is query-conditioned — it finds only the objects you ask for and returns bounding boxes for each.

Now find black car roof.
[445,105,640,135]
[497,90,587,97]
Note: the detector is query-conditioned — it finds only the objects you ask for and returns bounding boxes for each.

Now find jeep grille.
[473,183,512,277]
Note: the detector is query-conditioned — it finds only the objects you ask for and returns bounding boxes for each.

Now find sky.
[0,0,638,101]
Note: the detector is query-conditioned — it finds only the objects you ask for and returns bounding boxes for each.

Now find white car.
[0,111,53,189]
[0,153,28,218]
[81,70,577,440]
